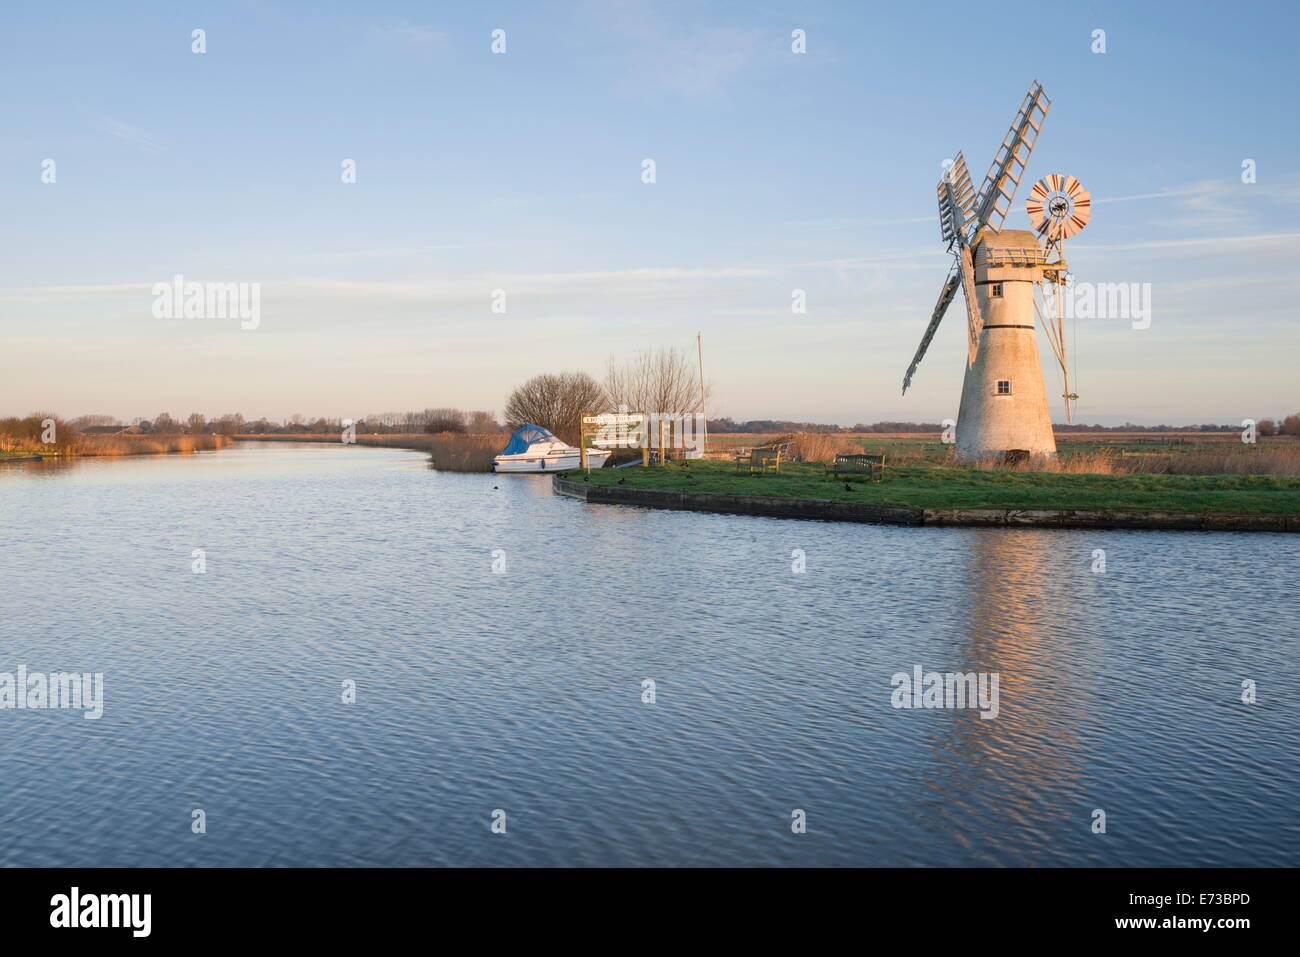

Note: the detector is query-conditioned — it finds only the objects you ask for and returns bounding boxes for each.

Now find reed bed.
[774,432,867,463]
[965,445,1300,476]
[1,416,235,457]
[763,432,938,466]
[67,434,235,456]
[970,451,1118,475]
[1128,445,1300,477]
[0,415,70,454]
[425,433,503,472]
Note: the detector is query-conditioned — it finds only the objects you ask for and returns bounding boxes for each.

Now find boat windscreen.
[499,424,560,455]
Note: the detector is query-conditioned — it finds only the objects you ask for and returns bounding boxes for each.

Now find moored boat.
[492,424,611,473]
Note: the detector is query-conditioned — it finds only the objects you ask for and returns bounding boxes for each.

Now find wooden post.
[579,414,588,473]
[657,418,665,466]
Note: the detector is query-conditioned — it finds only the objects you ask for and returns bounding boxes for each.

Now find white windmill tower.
[902,82,1091,463]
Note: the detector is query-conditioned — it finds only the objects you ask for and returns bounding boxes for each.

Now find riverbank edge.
[552,476,1300,532]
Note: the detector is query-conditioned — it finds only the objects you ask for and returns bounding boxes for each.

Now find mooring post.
[579,414,588,473]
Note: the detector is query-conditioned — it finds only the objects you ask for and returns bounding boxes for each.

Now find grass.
[569,458,1300,514]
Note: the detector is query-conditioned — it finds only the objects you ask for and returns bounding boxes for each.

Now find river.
[1,441,1296,866]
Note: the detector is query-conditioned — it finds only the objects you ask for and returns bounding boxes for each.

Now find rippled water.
[1,441,1297,867]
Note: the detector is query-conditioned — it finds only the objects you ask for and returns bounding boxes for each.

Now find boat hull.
[493,449,612,473]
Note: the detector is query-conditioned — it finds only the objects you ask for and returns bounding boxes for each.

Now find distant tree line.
[45,408,1300,438]
[707,416,1300,434]
[707,418,948,434]
[1256,414,1300,437]
[63,409,504,436]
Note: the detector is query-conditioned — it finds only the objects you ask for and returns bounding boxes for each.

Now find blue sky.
[3,0,1298,425]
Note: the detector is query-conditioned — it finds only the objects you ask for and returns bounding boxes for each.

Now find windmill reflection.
[913,528,1090,860]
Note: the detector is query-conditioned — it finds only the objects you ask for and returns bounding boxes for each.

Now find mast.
[696,331,707,453]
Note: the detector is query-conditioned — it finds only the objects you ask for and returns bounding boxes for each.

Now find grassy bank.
[569,459,1300,515]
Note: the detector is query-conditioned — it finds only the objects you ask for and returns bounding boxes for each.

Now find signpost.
[580,412,651,472]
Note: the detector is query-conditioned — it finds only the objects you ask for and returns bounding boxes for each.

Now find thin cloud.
[1071,231,1300,252]
[366,20,448,50]
[0,266,772,305]
[589,1,763,98]
[90,116,162,152]
[1093,186,1208,204]
[790,214,937,229]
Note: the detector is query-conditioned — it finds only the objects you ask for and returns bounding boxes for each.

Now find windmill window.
[996,380,1012,395]
[990,283,1004,297]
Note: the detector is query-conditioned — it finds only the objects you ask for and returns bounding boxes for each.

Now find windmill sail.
[902,267,958,394]
[956,244,982,365]
[967,82,1050,243]
[901,82,1050,394]
[938,153,975,250]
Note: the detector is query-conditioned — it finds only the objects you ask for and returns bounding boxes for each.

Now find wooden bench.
[826,453,886,482]
[736,443,791,475]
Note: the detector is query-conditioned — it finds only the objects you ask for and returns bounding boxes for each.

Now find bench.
[735,443,791,475]
[826,453,886,482]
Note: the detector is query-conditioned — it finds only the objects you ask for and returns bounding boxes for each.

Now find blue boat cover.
[500,424,560,455]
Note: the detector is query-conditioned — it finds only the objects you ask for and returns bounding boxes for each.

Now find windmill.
[902,81,1091,462]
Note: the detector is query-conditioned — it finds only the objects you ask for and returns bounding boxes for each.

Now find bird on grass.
[617,477,627,485]
[844,482,853,492]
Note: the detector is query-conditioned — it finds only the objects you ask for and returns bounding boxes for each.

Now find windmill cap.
[982,228,1041,248]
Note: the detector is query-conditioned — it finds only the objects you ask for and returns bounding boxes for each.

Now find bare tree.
[152,412,180,434]
[504,372,606,445]
[423,408,467,433]
[68,414,120,430]
[211,412,246,435]
[604,347,708,415]
[466,410,502,433]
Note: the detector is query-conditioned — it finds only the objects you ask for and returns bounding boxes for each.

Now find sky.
[2,0,1298,426]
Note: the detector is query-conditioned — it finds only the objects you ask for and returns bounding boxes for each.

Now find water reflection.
[911,530,1092,863]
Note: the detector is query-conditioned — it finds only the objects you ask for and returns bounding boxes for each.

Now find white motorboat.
[492,424,612,473]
